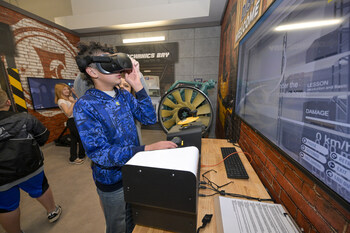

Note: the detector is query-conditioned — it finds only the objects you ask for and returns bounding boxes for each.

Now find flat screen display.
[27,77,75,110]
[235,0,349,204]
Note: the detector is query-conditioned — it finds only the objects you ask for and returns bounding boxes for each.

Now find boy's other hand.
[145,141,177,151]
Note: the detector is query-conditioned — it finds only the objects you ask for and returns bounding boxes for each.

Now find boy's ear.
[6,99,11,106]
[86,67,98,78]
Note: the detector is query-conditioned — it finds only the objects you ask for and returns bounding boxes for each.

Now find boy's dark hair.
[75,41,114,86]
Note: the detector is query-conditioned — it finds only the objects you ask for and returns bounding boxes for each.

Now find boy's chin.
[114,79,122,85]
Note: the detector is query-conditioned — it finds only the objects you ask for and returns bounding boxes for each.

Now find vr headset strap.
[91,56,112,63]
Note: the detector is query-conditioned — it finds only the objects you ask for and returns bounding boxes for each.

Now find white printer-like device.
[122,146,200,233]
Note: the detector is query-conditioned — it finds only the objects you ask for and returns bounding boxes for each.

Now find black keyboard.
[221,147,249,179]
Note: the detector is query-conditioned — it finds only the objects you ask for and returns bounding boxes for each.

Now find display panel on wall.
[27,77,75,110]
[235,0,350,205]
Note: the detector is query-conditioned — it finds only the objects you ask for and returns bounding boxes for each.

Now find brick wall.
[239,121,350,233]
[0,5,80,143]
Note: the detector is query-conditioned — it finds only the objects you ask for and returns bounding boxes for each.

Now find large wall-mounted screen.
[28,77,75,110]
[235,0,349,204]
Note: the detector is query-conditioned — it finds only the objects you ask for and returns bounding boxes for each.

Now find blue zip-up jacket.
[73,87,156,191]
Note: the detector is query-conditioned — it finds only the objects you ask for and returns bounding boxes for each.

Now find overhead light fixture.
[143,70,152,73]
[116,21,167,30]
[123,36,165,44]
[274,19,342,31]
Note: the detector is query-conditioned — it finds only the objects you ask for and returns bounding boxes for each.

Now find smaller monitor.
[27,77,75,110]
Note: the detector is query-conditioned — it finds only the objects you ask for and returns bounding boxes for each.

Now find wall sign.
[116,42,179,63]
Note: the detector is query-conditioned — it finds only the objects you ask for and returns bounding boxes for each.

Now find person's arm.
[123,89,156,125]
[58,99,75,117]
[26,113,50,146]
[73,99,138,167]
[139,71,149,95]
[71,87,78,99]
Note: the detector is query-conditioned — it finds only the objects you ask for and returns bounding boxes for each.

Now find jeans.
[97,187,134,233]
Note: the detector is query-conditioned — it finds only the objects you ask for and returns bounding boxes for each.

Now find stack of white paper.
[214,196,302,233]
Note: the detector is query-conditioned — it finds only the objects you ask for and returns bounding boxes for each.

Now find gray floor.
[0,129,166,233]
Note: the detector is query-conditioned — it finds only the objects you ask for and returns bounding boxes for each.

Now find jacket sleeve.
[73,99,138,168]
[125,88,157,125]
[26,113,50,146]
[139,72,149,95]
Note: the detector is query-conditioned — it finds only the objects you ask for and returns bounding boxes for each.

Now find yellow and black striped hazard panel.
[7,68,27,112]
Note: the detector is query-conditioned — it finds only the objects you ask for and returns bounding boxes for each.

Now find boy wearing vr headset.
[73,42,177,233]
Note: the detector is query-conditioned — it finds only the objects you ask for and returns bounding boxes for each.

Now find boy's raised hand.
[125,57,143,92]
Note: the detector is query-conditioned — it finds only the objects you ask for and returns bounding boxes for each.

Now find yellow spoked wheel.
[158,86,213,135]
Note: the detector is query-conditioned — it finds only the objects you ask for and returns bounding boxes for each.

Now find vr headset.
[76,53,133,74]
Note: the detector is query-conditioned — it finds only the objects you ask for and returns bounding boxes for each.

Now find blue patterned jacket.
[73,87,156,190]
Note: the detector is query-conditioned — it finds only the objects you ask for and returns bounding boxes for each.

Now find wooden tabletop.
[133,138,271,233]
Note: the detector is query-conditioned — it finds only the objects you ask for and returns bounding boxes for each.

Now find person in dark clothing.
[0,89,62,233]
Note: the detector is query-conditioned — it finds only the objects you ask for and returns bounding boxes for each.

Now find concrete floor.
[0,129,166,233]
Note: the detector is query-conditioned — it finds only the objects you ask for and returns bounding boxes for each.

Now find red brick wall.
[0,5,80,143]
[239,121,350,233]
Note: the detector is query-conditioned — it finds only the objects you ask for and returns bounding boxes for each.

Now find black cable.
[199,174,274,202]
[199,187,274,202]
[196,214,213,233]
[199,193,217,197]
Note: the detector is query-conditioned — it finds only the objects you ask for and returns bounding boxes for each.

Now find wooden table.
[133,138,271,233]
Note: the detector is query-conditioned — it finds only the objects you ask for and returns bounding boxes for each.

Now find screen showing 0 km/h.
[235,0,350,204]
